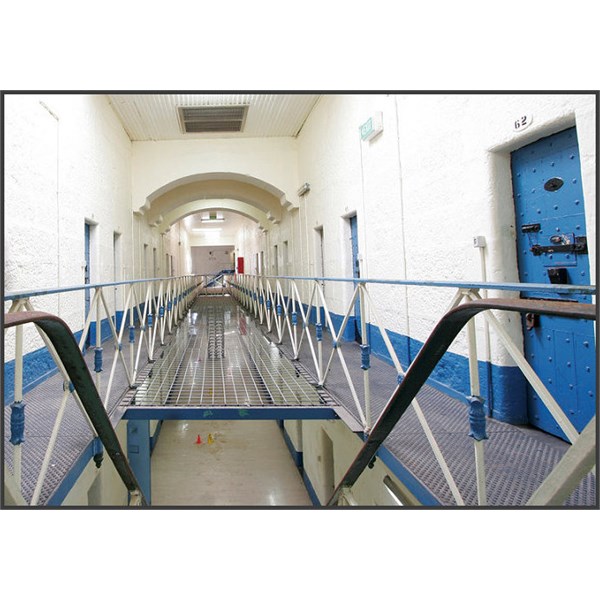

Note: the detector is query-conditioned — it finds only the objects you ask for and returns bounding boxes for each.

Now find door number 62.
[514,114,533,132]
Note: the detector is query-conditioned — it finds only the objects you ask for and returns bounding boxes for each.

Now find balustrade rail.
[229,274,596,506]
[3,275,202,505]
[3,271,596,506]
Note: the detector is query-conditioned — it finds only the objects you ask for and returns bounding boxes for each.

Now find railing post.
[315,280,324,385]
[158,280,166,346]
[291,280,299,358]
[173,278,178,322]
[265,280,273,333]
[464,290,487,506]
[465,297,481,398]
[94,287,103,392]
[359,283,372,430]
[165,279,173,334]
[10,319,25,492]
[275,279,284,343]
[147,281,155,362]
[178,278,184,321]
[128,284,136,381]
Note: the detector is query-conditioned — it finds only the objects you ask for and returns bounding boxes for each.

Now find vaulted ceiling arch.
[158,199,272,233]
[141,172,287,227]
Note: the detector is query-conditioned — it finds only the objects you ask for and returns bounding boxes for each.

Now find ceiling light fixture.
[200,216,225,222]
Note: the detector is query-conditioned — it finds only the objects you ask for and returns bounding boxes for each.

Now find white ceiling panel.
[107,93,321,141]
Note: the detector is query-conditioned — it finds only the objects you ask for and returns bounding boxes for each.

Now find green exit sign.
[360,117,374,140]
[359,112,383,141]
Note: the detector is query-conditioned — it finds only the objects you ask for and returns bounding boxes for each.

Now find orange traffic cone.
[195,434,202,445]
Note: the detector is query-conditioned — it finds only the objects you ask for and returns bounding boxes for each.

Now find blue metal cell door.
[511,127,595,439]
[84,223,91,348]
[349,216,362,342]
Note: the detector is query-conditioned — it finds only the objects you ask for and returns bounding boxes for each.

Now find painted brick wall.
[4,95,188,394]
[292,94,596,366]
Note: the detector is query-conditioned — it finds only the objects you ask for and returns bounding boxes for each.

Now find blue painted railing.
[3,274,202,505]
[203,269,235,288]
[230,273,596,506]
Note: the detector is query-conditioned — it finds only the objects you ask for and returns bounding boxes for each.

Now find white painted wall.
[191,245,234,275]
[4,94,192,359]
[290,93,596,366]
[234,221,265,275]
[5,95,135,357]
[131,137,300,213]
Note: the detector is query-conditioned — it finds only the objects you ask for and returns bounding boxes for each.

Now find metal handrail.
[4,311,148,506]
[3,272,242,302]
[5,273,596,506]
[4,274,200,302]
[230,273,596,505]
[326,298,596,506]
[4,274,202,504]
[230,275,595,425]
[235,275,595,296]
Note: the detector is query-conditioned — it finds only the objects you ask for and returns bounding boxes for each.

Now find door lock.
[531,236,587,256]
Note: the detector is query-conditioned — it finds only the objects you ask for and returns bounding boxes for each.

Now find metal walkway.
[5,293,595,507]
[269,307,596,507]
[120,296,350,424]
[123,294,596,506]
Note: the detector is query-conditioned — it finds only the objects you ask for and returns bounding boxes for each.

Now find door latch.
[531,236,587,256]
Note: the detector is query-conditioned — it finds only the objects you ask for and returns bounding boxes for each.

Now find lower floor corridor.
[151,419,311,506]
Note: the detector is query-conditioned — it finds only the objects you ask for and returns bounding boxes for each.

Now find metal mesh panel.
[3,335,138,505]
[270,315,596,507]
[131,297,326,408]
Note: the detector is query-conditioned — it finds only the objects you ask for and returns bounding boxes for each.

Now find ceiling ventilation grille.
[178,105,249,133]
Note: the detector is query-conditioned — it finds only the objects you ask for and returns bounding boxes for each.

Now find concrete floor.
[150,420,312,506]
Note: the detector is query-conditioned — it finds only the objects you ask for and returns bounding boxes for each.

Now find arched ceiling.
[182,210,259,247]
[144,172,286,230]
[159,199,272,233]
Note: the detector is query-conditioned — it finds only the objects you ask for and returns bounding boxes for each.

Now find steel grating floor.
[129,297,329,409]
[4,294,596,506]
[3,326,143,505]
[267,309,596,507]
[3,297,335,505]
